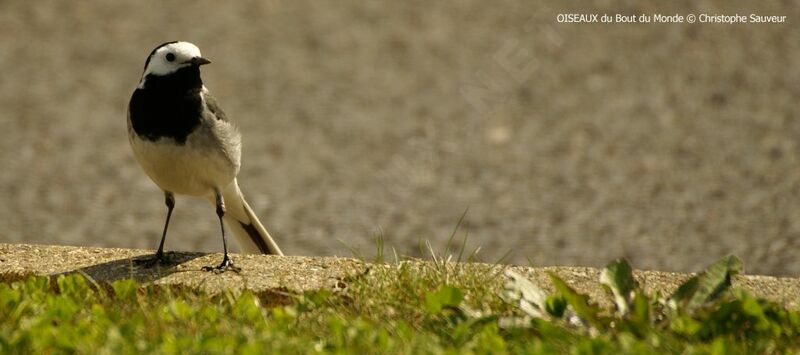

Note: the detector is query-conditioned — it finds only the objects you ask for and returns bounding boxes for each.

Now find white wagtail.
[128,41,283,272]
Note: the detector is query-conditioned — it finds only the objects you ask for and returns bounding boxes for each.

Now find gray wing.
[198,90,242,168]
[203,91,229,122]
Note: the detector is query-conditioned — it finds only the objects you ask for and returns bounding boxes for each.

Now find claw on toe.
[202,257,241,274]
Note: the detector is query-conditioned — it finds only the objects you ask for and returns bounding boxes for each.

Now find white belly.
[130,131,240,197]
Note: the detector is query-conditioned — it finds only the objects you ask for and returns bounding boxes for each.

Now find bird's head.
[141,41,211,78]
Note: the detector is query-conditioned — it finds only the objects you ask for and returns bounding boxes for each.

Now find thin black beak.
[187,57,212,66]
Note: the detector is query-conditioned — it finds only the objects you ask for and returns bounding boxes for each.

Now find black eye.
[165,53,176,62]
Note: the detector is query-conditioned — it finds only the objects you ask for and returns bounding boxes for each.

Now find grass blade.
[599,258,637,316]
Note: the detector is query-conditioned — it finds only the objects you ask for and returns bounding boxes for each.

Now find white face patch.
[139,42,204,86]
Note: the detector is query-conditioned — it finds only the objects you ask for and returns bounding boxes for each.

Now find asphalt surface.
[1,1,799,275]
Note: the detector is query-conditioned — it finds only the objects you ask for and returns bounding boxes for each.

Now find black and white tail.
[215,180,283,255]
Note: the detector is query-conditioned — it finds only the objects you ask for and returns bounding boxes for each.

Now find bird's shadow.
[59,252,207,283]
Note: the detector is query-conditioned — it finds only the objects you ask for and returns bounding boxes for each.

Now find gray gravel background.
[1,1,799,275]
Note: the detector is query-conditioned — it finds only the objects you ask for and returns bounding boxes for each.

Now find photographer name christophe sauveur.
[557,13,787,24]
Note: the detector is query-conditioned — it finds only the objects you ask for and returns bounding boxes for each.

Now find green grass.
[1,256,799,354]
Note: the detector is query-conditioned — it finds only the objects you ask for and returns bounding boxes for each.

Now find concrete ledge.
[0,243,361,294]
[1,243,798,308]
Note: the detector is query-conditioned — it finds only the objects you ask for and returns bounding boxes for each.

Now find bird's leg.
[155,192,176,259]
[203,188,241,273]
[137,192,175,266]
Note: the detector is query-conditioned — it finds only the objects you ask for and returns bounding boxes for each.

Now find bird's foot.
[134,251,171,267]
[202,256,241,274]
